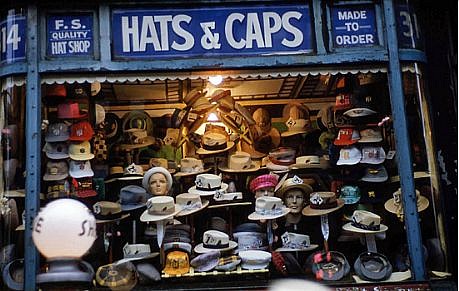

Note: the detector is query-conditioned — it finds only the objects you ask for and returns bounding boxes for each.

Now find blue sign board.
[0,14,26,63]
[111,5,313,59]
[47,14,94,57]
[331,5,378,48]
[395,4,423,49]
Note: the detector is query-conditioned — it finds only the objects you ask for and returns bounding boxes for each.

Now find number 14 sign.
[0,14,26,63]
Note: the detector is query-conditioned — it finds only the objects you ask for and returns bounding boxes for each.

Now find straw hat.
[302,192,344,216]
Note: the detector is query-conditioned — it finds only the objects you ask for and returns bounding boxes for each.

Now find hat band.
[269,157,295,166]
[310,201,338,210]
[283,241,310,249]
[255,207,284,216]
[149,207,175,216]
[120,199,144,205]
[179,201,202,211]
[202,142,227,151]
[203,241,229,249]
[95,212,122,220]
[351,220,380,231]
[196,185,221,192]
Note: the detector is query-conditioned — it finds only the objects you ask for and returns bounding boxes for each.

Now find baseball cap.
[358,128,383,143]
[69,160,94,178]
[335,94,352,110]
[360,146,386,164]
[95,261,137,290]
[69,121,94,141]
[361,165,388,182]
[45,123,69,142]
[338,185,361,204]
[46,180,70,199]
[334,128,360,146]
[71,177,97,198]
[336,146,362,165]
[343,93,378,117]
[42,142,69,159]
[43,161,68,181]
[69,141,95,160]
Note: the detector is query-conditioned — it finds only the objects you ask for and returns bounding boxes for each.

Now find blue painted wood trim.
[383,0,426,280]
[0,63,27,76]
[398,49,427,62]
[312,0,326,55]
[99,4,112,63]
[24,4,41,290]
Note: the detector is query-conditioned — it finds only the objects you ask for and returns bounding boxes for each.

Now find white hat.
[358,128,383,143]
[188,174,228,196]
[69,160,94,178]
[289,155,329,169]
[239,250,272,270]
[175,193,209,217]
[342,210,388,234]
[194,230,237,253]
[219,151,260,172]
[275,232,318,252]
[140,196,182,222]
[336,146,362,165]
[95,104,105,125]
[248,196,290,220]
[360,146,386,164]
[174,158,210,177]
[117,243,159,263]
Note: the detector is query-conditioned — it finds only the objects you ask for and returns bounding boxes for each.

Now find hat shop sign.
[111,5,313,59]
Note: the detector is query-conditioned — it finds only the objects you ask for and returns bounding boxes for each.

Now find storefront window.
[31,69,446,288]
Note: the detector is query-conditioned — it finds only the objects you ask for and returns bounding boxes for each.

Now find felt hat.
[384,188,429,217]
[140,196,182,222]
[302,192,344,216]
[194,230,237,254]
[175,193,209,217]
[276,175,313,198]
[218,151,260,173]
[57,102,88,119]
[188,174,228,196]
[239,250,271,270]
[142,167,173,195]
[117,243,159,263]
[248,196,290,220]
[275,232,318,252]
[93,201,130,224]
[354,252,393,281]
[342,210,388,233]
[174,157,210,177]
[119,185,149,212]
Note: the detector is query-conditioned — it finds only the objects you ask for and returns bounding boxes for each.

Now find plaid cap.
[215,255,241,271]
[46,180,70,199]
[249,174,278,193]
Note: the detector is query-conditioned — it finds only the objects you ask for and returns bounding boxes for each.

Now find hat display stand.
[320,214,330,253]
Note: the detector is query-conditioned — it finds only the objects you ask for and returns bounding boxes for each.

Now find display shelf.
[162,266,269,278]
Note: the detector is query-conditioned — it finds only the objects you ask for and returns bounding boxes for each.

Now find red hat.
[69,121,94,141]
[333,128,360,146]
[249,174,278,193]
[44,84,67,98]
[335,94,352,110]
[57,102,87,119]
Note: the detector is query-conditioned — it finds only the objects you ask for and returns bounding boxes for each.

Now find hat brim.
[46,153,70,159]
[45,136,69,142]
[196,141,235,155]
[248,207,290,220]
[121,203,147,212]
[342,222,388,234]
[120,136,156,150]
[218,162,260,173]
[360,159,385,165]
[117,252,159,263]
[343,108,377,117]
[175,199,209,217]
[302,199,345,216]
[384,196,429,214]
[174,168,211,177]
[43,173,68,181]
[281,129,309,137]
[336,158,360,166]
[234,103,256,125]
[117,174,144,181]
[140,205,182,222]
[389,171,430,183]
[208,201,252,209]
[358,137,383,143]
[334,139,359,146]
[188,183,228,196]
[69,170,94,179]
[96,213,131,224]
[69,153,95,161]
[193,240,237,254]
[266,162,291,172]
[275,244,319,252]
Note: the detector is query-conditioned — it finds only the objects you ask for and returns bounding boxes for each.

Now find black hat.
[354,252,392,281]
[306,251,350,281]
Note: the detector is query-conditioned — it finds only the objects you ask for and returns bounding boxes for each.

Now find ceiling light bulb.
[209,75,223,86]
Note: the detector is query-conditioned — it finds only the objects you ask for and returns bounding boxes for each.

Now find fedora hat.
[103,112,122,143]
[57,102,87,119]
[117,243,159,263]
[188,174,228,196]
[175,193,209,217]
[118,185,149,212]
[120,128,156,150]
[218,151,260,173]
[149,158,176,174]
[196,125,234,155]
[281,102,312,137]
[276,176,313,198]
[121,110,153,135]
[174,157,210,177]
[117,163,144,181]
[302,192,344,216]
[276,232,318,252]
[354,252,393,281]
[289,155,329,170]
[384,188,429,218]
[93,201,130,224]
[194,230,237,254]
[140,196,182,222]
[248,196,290,220]
[342,210,388,233]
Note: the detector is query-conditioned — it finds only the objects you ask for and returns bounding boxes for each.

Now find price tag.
[386,150,396,160]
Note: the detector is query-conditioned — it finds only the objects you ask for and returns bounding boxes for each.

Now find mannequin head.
[142,167,173,196]
[253,108,271,134]
[283,188,306,214]
[255,186,275,199]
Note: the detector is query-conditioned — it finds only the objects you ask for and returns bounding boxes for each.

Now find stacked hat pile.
[42,85,97,200]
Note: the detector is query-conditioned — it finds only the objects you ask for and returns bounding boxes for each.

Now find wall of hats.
[1,70,439,289]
